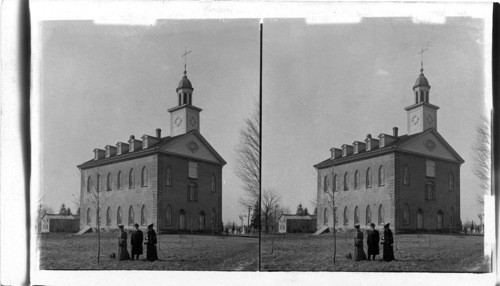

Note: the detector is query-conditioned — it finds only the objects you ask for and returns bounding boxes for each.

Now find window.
[448,172,454,191]
[343,172,349,191]
[425,181,435,200]
[323,208,328,225]
[107,173,111,191]
[449,208,454,226]
[141,166,147,187]
[129,168,135,188]
[188,182,198,202]
[378,166,385,186]
[106,207,111,226]
[426,160,435,177]
[366,168,372,188]
[211,174,216,193]
[333,174,338,192]
[166,167,173,187]
[87,176,91,193]
[141,205,146,226]
[403,165,410,186]
[354,170,359,189]
[96,174,101,192]
[323,175,329,193]
[117,171,122,189]
[354,206,359,224]
[366,205,372,225]
[403,204,410,225]
[378,205,384,225]
[128,206,134,226]
[166,205,172,225]
[87,208,91,225]
[343,206,349,225]
[117,206,122,225]
[188,162,198,179]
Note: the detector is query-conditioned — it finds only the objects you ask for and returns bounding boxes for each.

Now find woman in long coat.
[145,223,158,261]
[117,225,130,261]
[381,223,395,262]
[353,224,367,261]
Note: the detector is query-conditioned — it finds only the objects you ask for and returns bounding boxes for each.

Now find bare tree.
[261,188,281,234]
[471,115,491,205]
[234,102,260,210]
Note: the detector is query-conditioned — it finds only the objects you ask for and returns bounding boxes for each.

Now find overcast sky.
[40,19,259,223]
[262,17,488,222]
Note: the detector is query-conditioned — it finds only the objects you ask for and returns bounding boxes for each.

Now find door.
[417,211,423,230]
[199,213,205,231]
[179,212,186,230]
[437,212,443,230]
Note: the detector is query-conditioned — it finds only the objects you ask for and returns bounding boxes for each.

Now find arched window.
[366,205,372,225]
[129,168,135,188]
[333,174,338,192]
[378,205,384,225]
[366,168,372,188]
[403,204,410,225]
[378,166,385,186]
[107,173,111,191]
[425,181,435,200]
[141,166,147,187]
[354,206,359,224]
[188,182,198,202]
[106,207,111,226]
[323,207,328,225]
[166,167,172,187]
[87,208,91,225]
[211,174,216,193]
[343,206,349,225]
[117,171,122,189]
[354,170,359,189]
[96,174,101,192]
[343,172,349,191]
[117,206,122,225]
[87,176,91,193]
[166,205,172,225]
[448,173,454,191]
[141,205,146,226]
[403,165,410,186]
[323,175,329,193]
[449,208,455,226]
[128,206,134,226]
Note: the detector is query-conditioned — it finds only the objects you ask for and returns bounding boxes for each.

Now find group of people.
[353,222,395,262]
[117,223,158,262]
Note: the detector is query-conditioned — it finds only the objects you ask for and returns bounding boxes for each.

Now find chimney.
[393,127,398,138]
[156,128,161,139]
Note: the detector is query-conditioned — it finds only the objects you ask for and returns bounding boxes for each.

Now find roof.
[41,214,78,220]
[278,214,315,220]
[314,128,464,169]
[176,71,193,91]
[413,69,430,88]
[77,129,226,169]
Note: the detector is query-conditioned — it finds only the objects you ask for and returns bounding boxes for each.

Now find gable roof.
[77,130,226,169]
[41,214,78,220]
[314,128,464,169]
[278,214,315,220]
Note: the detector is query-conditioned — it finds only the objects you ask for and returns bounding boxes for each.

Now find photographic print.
[31,12,260,271]
[261,8,493,273]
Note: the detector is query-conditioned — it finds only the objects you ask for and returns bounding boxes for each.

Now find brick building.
[314,65,464,233]
[77,68,226,233]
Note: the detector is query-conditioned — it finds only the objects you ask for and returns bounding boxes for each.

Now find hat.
[354,224,360,228]
[384,223,390,228]
[148,223,154,228]
[370,223,376,227]
[134,223,139,227]
[118,224,124,229]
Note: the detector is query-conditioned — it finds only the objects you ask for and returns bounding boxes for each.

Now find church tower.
[404,63,439,135]
[168,66,202,137]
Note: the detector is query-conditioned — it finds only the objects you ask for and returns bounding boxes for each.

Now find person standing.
[353,224,367,261]
[145,223,158,261]
[130,223,143,260]
[117,225,130,261]
[367,223,380,260]
[381,223,395,262]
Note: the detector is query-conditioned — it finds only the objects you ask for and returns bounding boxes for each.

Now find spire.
[182,48,191,78]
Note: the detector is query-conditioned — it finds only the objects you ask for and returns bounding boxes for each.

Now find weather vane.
[418,44,430,72]
[182,47,191,74]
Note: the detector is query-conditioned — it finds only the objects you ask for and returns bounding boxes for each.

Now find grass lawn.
[38,232,258,271]
[261,232,490,272]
